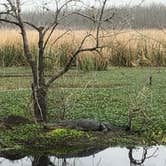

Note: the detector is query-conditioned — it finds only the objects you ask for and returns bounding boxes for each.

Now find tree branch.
[43,23,58,50]
[0,18,20,27]
[46,33,102,87]
[50,30,71,46]
[73,12,96,23]
[23,21,40,31]
[96,0,107,47]
[43,0,77,49]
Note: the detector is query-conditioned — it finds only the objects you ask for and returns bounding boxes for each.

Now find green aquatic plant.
[47,128,85,139]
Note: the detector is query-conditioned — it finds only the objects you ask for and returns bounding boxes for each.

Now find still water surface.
[0,146,166,166]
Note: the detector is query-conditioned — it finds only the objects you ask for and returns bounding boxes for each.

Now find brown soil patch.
[0,115,31,128]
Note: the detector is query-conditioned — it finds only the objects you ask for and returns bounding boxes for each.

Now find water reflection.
[32,156,75,166]
[0,146,165,166]
[32,156,49,166]
[128,147,158,166]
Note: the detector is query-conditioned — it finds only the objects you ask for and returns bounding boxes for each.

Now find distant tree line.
[1,4,166,29]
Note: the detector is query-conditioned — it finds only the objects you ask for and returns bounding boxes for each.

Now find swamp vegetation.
[0,67,166,157]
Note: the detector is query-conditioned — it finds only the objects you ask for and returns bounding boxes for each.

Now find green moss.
[47,128,86,139]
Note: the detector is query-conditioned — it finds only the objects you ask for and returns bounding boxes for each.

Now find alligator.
[0,116,128,132]
[56,119,128,132]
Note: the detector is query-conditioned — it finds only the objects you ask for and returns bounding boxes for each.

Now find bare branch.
[43,0,79,49]
[6,0,17,15]
[43,23,58,50]
[46,33,104,87]
[0,18,20,27]
[50,30,71,46]
[104,12,115,22]
[96,0,107,47]
[73,12,96,23]
[23,21,40,31]
[0,11,9,15]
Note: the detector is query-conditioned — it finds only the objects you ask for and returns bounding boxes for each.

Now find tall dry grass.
[0,29,166,69]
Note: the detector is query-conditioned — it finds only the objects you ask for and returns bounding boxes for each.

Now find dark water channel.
[0,146,166,166]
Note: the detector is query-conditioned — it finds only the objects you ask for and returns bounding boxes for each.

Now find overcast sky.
[28,0,166,6]
[22,0,166,11]
[0,0,166,6]
[117,0,165,6]
[86,0,166,6]
[0,0,166,11]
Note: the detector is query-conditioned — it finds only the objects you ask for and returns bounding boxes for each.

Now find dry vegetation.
[0,29,166,70]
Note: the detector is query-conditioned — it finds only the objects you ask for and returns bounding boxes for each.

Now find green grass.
[0,67,166,133]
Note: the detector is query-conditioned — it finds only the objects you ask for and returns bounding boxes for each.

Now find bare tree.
[0,0,112,122]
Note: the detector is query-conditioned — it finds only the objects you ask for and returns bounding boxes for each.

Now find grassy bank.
[0,67,166,148]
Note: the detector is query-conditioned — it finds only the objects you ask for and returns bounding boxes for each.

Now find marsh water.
[0,146,166,166]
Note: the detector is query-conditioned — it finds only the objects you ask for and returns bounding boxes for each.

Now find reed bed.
[0,29,166,70]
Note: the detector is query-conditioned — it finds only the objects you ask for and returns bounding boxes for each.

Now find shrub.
[110,44,135,67]
[77,51,108,71]
[0,44,27,67]
[58,43,76,67]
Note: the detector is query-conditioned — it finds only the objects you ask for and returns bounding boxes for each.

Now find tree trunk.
[32,83,47,122]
